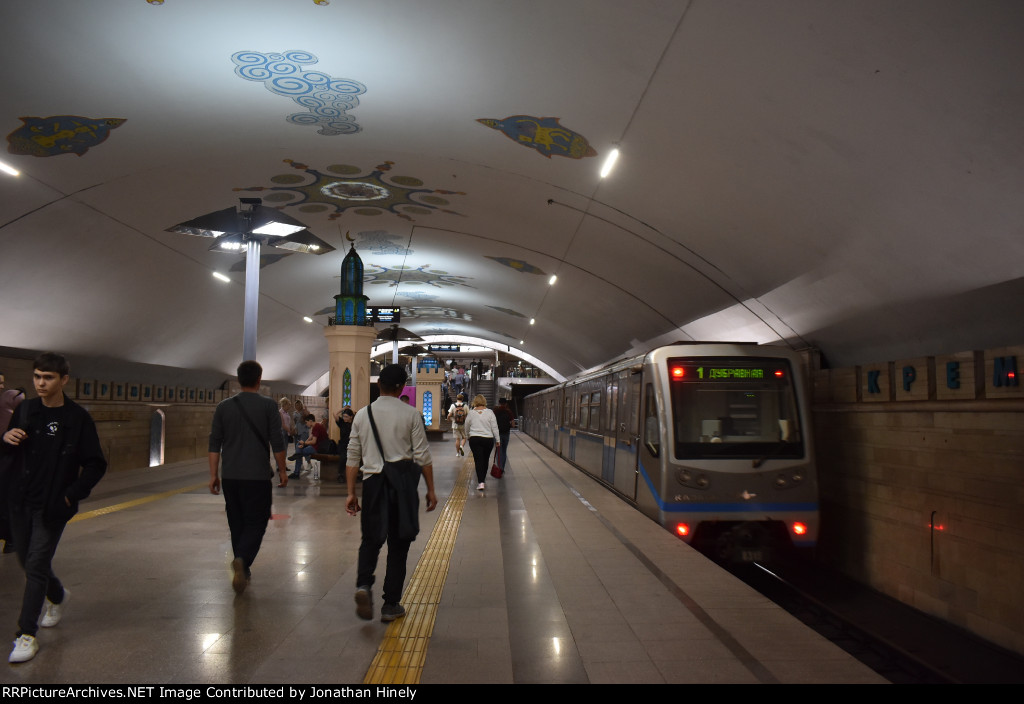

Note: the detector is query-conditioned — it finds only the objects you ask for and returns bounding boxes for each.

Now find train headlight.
[695,475,708,488]
[774,475,788,487]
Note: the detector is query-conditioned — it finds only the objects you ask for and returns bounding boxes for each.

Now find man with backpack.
[446,393,467,457]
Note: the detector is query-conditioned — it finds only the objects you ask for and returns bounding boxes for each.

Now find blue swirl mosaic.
[231,50,366,135]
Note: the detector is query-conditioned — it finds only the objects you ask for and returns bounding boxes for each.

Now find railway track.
[730,560,1024,684]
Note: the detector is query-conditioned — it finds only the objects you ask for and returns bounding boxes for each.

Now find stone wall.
[812,345,1024,656]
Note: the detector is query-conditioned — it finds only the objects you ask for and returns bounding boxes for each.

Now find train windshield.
[667,357,804,460]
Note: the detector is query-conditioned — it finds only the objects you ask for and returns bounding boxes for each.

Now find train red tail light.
[774,370,784,377]
[671,366,686,379]
[792,521,808,536]
[675,523,690,537]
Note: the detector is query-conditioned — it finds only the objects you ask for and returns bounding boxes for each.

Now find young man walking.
[1,352,107,663]
[209,360,288,594]
[447,393,468,457]
[345,364,437,622]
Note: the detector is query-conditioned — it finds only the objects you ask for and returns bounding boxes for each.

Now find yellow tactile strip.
[69,482,209,522]
[363,460,473,684]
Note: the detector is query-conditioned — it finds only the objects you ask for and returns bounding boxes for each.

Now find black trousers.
[469,436,494,483]
[9,505,66,637]
[357,470,418,605]
[222,479,272,571]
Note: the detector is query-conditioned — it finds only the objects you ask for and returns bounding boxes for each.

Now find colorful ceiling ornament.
[6,116,126,157]
[485,256,547,275]
[231,50,366,135]
[356,230,413,256]
[363,263,473,288]
[235,160,465,221]
[477,115,597,159]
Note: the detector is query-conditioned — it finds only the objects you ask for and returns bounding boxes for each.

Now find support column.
[323,325,379,441]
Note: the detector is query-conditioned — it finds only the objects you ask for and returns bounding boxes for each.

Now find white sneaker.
[477,482,485,491]
[9,634,38,663]
[40,588,69,628]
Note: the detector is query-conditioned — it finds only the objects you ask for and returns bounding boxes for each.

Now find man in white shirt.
[345,365,437,622]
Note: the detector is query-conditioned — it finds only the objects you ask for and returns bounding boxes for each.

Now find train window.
[579,393,590,429]
[667,357,803,460]
[643,384,659,456]
[589,391,601,430]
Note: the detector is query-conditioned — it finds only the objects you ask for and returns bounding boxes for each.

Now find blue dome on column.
[334,243,369,325]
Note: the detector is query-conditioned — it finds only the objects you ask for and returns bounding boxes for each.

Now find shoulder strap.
[366,404,386,459]
[232,396,269,451]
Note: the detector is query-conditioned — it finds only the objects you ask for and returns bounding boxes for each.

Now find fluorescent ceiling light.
[529,318,535,325]
[599,148,620,178]
[548,274,557,285]
[303,316,313,323]
[252,222,305,236]
[0,161,20,176]
[212,272,231,283]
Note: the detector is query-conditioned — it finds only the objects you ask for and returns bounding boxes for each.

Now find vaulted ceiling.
[2,0,1022,387]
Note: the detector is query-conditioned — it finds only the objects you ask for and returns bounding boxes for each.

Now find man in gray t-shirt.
[209,360,287,594]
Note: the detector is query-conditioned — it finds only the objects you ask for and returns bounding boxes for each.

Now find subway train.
[522,343,818,562]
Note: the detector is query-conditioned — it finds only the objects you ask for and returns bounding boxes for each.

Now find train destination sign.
[669,360,786,382]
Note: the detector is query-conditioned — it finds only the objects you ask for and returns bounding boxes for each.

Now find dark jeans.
[357,472,415,605]
[498,431,510,470]
[222,479,272,572]
[9,506,66,637]
[469,436,495,483]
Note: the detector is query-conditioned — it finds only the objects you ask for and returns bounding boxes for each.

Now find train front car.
[639,345,818,562]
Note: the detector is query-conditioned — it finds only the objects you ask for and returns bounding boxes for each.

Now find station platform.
[0,432,886,684]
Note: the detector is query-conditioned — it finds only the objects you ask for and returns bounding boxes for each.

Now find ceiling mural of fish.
[477,115,597,159]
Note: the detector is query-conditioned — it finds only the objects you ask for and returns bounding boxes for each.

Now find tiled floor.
[0,432,887,684]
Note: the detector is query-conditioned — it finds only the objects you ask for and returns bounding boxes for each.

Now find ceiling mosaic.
[477,115,596,160]
[363,264,473,288]
[235,160,465,221]
[355,230,413,256]
[6,116,126,157]
[485,256,547,275]
[231,50,366,136]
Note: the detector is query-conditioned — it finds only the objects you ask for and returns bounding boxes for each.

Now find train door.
[612,371,640,499]
[601,375,617,483]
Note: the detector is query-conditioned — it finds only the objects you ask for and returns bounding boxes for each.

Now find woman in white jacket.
[464,394,501,491]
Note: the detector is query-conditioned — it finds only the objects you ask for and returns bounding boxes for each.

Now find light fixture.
[168,198,335,360]
[212,272,231,283]
[303,316,313,323]
[599,148,620,178]
[0,160,19,177]
[529,318,535,325]
[548,274,557,285]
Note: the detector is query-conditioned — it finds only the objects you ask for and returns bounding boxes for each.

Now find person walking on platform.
[465,394,500,491]
[291,399,309,476]
[492,398,514,472]
[1,352,107,663]
[447,393,468,457]
[208,360,288,595]
[345,364,437,623]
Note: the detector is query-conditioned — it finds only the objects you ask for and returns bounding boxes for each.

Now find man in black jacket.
[1,352,107,663]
